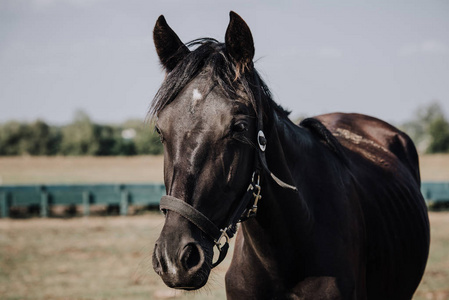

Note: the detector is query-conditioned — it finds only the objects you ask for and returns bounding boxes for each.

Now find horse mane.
[149,38,290,119]
[300,118,350,166]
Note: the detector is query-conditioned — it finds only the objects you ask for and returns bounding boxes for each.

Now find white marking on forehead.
[192,88,202,101]
[190,88,203,114]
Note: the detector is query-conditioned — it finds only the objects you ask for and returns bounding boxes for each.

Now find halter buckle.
[246,174,262,218]
[215,227,230,251]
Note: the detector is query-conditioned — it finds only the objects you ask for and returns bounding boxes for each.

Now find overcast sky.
[1,0,448,126]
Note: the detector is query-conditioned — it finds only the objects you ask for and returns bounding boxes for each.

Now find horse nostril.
[180,243,203,270]
[152,243,166,275]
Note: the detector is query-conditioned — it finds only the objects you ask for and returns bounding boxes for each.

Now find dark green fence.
[421,182,449,208]
[1,182,448,218]
[0,184,165,218]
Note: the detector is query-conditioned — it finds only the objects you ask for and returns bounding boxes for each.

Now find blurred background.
[1,1,448,299]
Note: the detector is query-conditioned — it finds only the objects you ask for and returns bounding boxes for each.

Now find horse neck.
[262,111,315,228]
[239,111,315,270]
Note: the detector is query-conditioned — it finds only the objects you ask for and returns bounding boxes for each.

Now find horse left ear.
[225,11,255,74]
[153,15,190,72]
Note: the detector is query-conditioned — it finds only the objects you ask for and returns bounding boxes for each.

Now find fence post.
[0,192,10,218]
[82,191,90,217]
[120,189,129,216]
[161,184,166,196]
[40,188,49,218]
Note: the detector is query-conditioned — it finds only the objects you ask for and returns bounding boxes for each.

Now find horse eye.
[232,122,247,133]
[155,126,164,143]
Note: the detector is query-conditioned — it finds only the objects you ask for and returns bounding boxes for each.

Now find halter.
[159,73,297,268]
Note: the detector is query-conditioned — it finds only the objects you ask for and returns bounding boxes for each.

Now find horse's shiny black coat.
[151,12,430,299]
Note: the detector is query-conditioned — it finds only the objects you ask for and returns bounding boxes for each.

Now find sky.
[1,0,448,126]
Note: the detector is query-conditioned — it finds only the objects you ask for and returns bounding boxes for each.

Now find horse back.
[313,112,430,299]
[315,113,420,184]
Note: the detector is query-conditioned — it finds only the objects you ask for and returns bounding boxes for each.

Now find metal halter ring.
[258,130,267,152]
[251,171,260,186]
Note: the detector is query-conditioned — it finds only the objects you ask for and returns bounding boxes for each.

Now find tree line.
[1,102,449,156]
[0,111,162,156]
[400,101,449,154]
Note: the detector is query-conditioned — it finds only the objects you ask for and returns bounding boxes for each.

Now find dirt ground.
[0,212,448,300]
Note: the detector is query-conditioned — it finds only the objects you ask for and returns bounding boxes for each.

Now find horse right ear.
[153,15,190,72]
[225,11,255,75]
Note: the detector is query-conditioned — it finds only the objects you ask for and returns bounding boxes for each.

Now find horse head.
[151,12,260,290]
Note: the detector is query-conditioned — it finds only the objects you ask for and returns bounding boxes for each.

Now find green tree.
[25,120,61,155]
[96,125,118,155]
[427,116,449,153]
[0,112,164,156]
[0,121,28,155]
[60,111,101,155]
[402,102,441,145]
[0,120,60,155]
[401,101,449,153]
[123,119,163,155]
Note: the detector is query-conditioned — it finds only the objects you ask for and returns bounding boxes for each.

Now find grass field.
[0,155,448,299]
[0,156,165,185]
[1,154,449,184]
[0,213,229,300]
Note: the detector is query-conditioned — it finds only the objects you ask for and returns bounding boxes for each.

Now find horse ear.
[153,15,190,71]
[225,11,255,73]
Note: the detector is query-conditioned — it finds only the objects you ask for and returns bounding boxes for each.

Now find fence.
[1,182,449,218]
[421,182,449,208]
[0,184,165,218]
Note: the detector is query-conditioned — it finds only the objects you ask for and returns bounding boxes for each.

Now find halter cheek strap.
[253,74,298,192]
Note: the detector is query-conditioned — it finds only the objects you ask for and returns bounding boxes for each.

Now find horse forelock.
[148,38,290,121]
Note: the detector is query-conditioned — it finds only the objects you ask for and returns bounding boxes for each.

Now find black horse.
[151,12,430,299]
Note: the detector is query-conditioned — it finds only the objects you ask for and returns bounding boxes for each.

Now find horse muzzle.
[152,212,212,290]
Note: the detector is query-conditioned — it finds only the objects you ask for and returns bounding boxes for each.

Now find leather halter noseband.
[160,171,263,267]
[159,75,297,268]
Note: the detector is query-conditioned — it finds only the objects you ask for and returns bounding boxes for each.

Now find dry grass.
[419,154,449,182]
[414,212,449,300]
[0,213,231,300]
[1,154,448,185]
[0,156,164,185]
[0,212,447,299]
